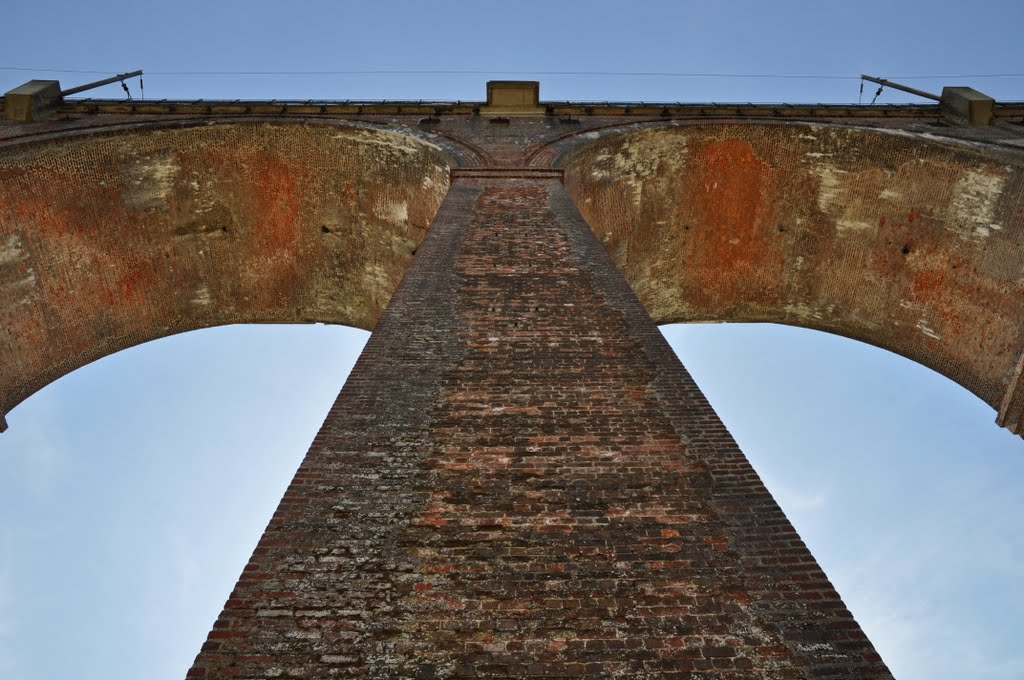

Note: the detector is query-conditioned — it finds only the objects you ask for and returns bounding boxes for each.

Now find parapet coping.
[55,98,1024,120]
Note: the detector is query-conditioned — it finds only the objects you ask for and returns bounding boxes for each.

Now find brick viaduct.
[2,81,1024,677]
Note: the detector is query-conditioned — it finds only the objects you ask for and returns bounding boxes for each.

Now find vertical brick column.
[188,177,892,678]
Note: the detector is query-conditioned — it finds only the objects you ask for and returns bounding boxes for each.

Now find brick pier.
[188,176,891,678]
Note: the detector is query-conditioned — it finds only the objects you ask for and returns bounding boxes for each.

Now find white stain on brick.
[364,261,394,300]
[815,165,846,213]
[376,200,409,225]
[0,233,36,295]
[191,284,211,306]
[127,154,179,210]
[815,164,874,233]
[836,217,874,233]
[589,132,687,207]
[342,127,443,157]
[784,301,825,321]
[916,318,940,340]
[949,169,1005,240]
[796,642,842,658]
[589,151,611,180]
[0,233,24,266]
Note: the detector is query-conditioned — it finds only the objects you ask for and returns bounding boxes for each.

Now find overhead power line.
[2,66,1024,80]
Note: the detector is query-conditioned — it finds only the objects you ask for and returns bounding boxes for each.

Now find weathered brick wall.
[188,176,890,678]
[0,121,453,428]
[556,122,1024,425]
[4,110,1024,434]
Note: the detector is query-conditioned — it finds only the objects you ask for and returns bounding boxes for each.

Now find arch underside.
[558,121,1024,432]
[3,117,1024,436]
[0,120,454,426]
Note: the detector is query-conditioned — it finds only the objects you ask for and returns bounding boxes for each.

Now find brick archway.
[5,116,1023,435]
[554,121,1024,433]
[0,120,464,429]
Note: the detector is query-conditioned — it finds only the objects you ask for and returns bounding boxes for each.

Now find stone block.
[941,86,995,126]
[4,80,62,122]
[482,80,543,115]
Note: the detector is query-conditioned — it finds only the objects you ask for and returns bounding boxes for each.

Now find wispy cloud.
[830,485,1024,680]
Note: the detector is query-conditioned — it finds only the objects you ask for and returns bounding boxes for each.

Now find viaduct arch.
[555,121,1024,432]
[0,120,457,428]
[3,112,1024,433]
[3,83,1024,677]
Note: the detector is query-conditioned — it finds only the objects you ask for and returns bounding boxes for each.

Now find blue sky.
[2,2,1024,678]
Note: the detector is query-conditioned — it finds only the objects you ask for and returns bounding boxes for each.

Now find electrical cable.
[2,66,1024,80]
